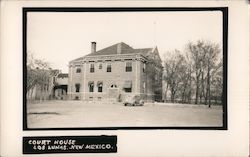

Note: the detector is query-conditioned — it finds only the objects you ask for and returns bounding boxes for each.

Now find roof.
[71,42,153,62]
[87,42,135,56]
[58,73,68,78]
[49,69,60,76]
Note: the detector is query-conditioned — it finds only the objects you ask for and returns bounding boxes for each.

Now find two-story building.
[53,73,68,100]
[68,42,163,102]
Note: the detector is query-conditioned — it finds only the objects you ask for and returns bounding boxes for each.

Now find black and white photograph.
[24,8,227,129]
[1,1,250,156]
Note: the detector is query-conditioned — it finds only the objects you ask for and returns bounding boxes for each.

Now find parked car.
[124,95,144,106]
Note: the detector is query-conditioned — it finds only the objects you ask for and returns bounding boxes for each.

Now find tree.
[27,52,52,101]
[186,40,207,104]
[163,50,186,103]
[209,59,223,105]
[186,40,222,106]
[163,40,222,106]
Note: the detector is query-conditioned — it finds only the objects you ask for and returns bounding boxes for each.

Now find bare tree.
[186,40,222,106]
[163,40,222,106]
[27,52,53,101]
[202,42,220,107]
[186,40,205,104]
[163,50,186,103]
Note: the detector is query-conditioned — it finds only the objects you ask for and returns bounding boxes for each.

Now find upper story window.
[90,64,95,73]
[107,63,112,72]
[143,63,146,73]
[99,63,102,69]
[88,82,94,92]
[75,83,80,92]
[76,68,81,73]
[125,62,132,72]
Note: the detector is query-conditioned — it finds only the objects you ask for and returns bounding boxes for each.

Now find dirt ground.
[27,100,223,128]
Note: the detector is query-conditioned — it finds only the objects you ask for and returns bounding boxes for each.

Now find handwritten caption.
[23,136,117,154]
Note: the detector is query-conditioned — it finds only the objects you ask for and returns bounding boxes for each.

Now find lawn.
[27,100,223,128]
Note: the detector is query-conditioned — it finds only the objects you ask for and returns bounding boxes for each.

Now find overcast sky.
[27,11,222,73]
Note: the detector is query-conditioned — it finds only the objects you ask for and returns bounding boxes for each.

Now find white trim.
[83,63,86,99]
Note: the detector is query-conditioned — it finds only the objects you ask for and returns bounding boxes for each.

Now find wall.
[68,55,163,102]
[68,59,147,101]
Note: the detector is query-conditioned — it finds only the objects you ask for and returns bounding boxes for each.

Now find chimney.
[117,42,122,54]
[91,42,96,53]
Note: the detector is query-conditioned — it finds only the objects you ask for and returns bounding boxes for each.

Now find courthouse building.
[68,42,163,102]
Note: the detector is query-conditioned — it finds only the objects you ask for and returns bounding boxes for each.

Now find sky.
[27,11,222,73]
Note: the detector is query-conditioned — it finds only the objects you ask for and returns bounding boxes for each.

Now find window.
[97,82,103,92]
[155,73,158,81]
[99,63,102,69]
[90,64,95,73]
[76,68,81,73]
[123,81,132,93]
[88,82,94,92]
[125,62,132,72]
[143,63,146,73]
[110,84,117,88]
[75,83,80,92]
[124,88,132,93]
[107,63,112,72]
[143,82,146,93]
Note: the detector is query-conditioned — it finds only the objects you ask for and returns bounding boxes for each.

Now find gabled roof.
[70,42,154,62]
[87,42,133,56]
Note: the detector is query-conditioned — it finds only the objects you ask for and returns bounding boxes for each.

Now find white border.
[0,1,249,157]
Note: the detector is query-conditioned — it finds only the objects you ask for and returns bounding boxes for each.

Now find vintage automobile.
[124,95,144,106]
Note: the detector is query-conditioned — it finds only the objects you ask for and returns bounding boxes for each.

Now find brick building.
[68,42,163,102]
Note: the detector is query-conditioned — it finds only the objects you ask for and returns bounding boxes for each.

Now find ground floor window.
[88,81,94,92]
[143,81,146,93]
[75,83,80,92]
[124,88,132,93]
[110,84,117,88]
[97,81,103,92]
[123,80,132,93]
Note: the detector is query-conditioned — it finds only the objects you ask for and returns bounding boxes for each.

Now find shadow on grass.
[28,112,60,115]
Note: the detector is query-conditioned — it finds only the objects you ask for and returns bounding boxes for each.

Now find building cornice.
[70,53,148,66]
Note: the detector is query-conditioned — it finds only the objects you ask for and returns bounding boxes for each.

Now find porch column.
[135,58,140,94]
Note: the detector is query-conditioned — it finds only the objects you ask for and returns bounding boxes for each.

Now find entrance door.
[108,88,119,102]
